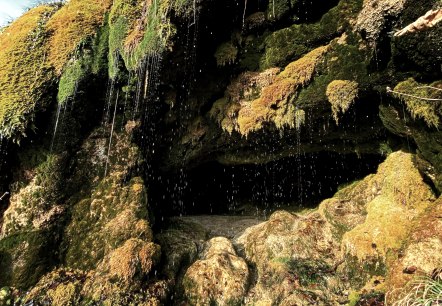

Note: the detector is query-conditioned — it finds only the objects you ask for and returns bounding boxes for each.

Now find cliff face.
[0,0,441,305]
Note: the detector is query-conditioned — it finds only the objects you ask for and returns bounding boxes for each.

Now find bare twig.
[416,86,442,92]
[386,86,442,101]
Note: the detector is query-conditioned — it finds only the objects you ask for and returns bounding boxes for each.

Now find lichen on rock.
[355,0,407,42]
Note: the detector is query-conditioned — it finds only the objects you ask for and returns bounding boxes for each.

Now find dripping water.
[50,103,63,152]
[296,120,303,206]
[103,78,116,125]
[242,0,248,29]
[104,91,119,177]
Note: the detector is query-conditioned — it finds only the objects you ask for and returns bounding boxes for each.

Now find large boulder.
[183,237,250,305]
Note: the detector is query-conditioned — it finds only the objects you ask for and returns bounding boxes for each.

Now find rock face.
[0,0,441,305]
[231,151,437,305]
[183,237,249,305]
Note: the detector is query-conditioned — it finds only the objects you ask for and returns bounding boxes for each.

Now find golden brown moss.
[278,45,329,86]
[46,0,112,74]
[0,6,57,140]
[47,282,79,306]
[326,80,359,124]
[108,238,161,283]
[211,45,328,136]
[341,151,435,261]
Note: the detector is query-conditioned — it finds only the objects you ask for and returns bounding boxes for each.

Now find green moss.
[344,255,387,289]
[260,0,363,69]
[57,22,109,104]
[214,42,238,66]
[108,0,193,79]
[378,104,410,136]
[347,290,385,306]
[0,6,57,141]
[348,291,360,306]
[211,44,331,136]
[267,0,291,20]
[91,20,110,75]
[275,257,331,287]
[0,231,57,289]
[58,58,88,104]
[63,176,151,271]
[379,100,442,192]
[238,34,266,71]
[296,38,370,109]
[46,0,112,74]
[326,80,359,124]
[108,17,128,79]
[392,2,442,75]
[392,78,441,128]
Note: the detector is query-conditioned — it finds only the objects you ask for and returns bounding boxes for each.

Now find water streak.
[50,103,63,152]
[104,91,119,177]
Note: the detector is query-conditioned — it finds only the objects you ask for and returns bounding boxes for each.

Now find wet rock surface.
[0,0,441,304]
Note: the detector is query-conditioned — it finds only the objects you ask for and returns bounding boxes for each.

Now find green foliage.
[394,276,442,306]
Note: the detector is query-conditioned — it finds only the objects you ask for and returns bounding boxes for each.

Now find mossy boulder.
[385,197,442,302]
[355,0,407,43]
[391,0,442,74]
[336,151,435,288]
[236,210,340,304]
[183,237,249,306]
[156,218,209,279]
[233,151,437,303]
[261,0,363,69]
[380,80,442,191]
[0,230,60,289]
